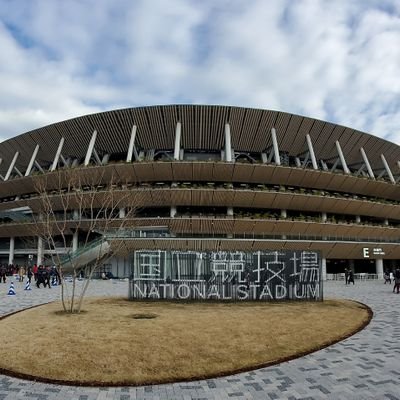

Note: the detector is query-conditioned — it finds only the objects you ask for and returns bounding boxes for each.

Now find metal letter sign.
[129,250,322,301]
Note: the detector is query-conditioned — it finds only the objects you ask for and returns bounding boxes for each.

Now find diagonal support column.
[5,152,19,181]
[51,137,65,171]
[84,130,97,166]
[381,154,395,184]
[126,125,138,162]
[60,154,70,167]
[306,134,318,170]
[335,140,350,174]
[271,128,281,166]
[25,145,40,176]
[92,148,102,165]
[360,147,375,179]
[34,160,44,173]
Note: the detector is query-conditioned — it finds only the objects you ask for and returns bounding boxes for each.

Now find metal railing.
[59,237,107,265]
[326,273,379,280]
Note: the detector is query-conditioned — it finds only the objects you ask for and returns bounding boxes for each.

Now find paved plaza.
[0,279,399,400]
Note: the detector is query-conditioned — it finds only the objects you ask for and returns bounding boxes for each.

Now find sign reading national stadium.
[129,249,322,301]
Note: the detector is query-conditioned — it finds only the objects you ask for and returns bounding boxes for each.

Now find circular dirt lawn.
[0,298,371,386]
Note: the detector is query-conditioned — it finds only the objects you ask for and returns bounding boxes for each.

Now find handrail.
[59,236,107,265]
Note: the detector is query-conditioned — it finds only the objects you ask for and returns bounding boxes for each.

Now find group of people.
[0,264,32,283]
[0,263,61,288]
[35,265,61,288]
[384,268,400,294]
[343,267,400,293]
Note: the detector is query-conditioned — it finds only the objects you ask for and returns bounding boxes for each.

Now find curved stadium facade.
[0,104,399,280]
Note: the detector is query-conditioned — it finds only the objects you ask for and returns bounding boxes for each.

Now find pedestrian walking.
[348,269,355,285]
[393,268,400,294]
[0,264,6,283]
[344,268,350,285]
[27,267,33,284]
[384,270,391,284]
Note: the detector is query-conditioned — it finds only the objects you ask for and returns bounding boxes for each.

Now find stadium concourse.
[0,105,400,280]
[0,279,399,399]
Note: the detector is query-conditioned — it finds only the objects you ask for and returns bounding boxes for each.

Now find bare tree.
[29,168,140,313]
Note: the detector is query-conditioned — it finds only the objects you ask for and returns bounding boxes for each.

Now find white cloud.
[0,0,399,147]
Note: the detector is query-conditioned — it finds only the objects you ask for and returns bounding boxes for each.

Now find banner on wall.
[129,250,322,301]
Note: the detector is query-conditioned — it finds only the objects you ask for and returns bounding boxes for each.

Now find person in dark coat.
[44,267,51,288]
[27,266,33,284]
[0,264,6,283]
[36,266,48,288]
[384,270,391,284]
[348,269,355,285]
[393,268,400,294]
[344,268,349,285]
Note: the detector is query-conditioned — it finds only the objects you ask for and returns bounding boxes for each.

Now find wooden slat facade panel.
[190,162,213,181]
[250,165,275,183]
[132,163,155,182]
[170,189,191,206]
[113,164,138,183]
[171,163,194,181]
[232,191,256,207]
[231,164,255,183]
[151,162,173,181]
[212,163,235,182]
[212,189,234,206]
[251,192,277,208]
[270,193,293,209]
[233,219,255,233]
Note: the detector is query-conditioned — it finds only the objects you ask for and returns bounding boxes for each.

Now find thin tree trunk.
[70,269,77,313]
[77,260,99,313]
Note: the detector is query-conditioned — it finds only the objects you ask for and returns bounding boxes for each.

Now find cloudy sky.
[0,0,399,144]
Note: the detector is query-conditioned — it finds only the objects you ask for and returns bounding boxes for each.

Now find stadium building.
[0,105,399,280]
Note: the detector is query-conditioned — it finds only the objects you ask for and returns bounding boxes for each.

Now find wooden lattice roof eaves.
[0,105,399,175]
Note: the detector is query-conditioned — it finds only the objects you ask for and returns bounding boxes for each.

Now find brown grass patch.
[0,298,370,385]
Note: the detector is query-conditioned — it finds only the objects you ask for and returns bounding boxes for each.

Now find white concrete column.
[335,140,350,174]
[73,210,79,220]
[72,231,78,253]
[51,137,65,171]
[321,257,327,281]
[8,237,15,265]
[224,123,232,162]
[170,206,177,218]
[281,209,287,219]
[360,147,375,179]
[174,122,182,161]
[37,237,43,265]
[101,154,110,165]
[384,218,389,226]
[126,125,138,162]
[119,208,126,218]
[381,154,395,184]
[322,212,327,222]
[356,215,361,223]
[5,152,19,181]
[25,145,40,176]
[376,258,384,280]
[306,134,318,170]
[84,130,97,166]
[271,128,281,166]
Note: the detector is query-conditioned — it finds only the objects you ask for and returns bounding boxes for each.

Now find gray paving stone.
[1,280,399,399]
